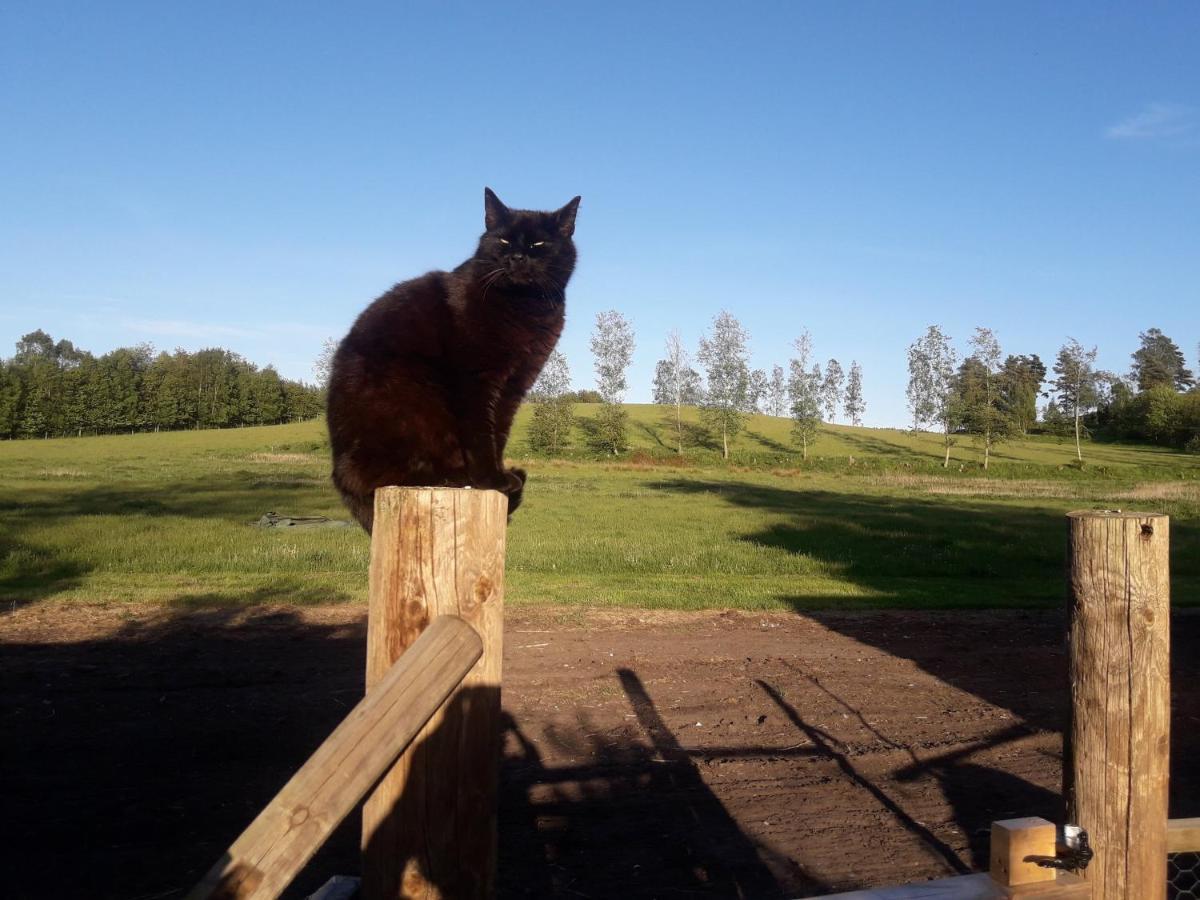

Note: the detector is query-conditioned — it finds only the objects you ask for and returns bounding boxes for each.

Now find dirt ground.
[2,603,1198,900]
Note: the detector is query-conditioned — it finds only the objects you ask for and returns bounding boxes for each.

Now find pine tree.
[997,354,1047,435]
[1131,328,1194,392]
[0,362,21,438]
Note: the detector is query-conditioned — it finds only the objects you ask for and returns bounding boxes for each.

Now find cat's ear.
[555,196,581,237]
[484,187,511,230]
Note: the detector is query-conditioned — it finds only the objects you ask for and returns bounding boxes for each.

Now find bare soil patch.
[2,603,1197,899]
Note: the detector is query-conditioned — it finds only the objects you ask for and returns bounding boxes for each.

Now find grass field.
[2,404,1197,610]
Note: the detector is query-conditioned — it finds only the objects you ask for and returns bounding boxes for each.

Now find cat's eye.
[498,238,510,245]
[532,241,545,247]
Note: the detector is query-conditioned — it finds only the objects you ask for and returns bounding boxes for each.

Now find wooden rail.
[1169,817,1200,854]
[186,615,483,900]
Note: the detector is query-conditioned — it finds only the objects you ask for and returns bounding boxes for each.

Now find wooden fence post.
[1065,510,1170,900]
[362,487,507,900]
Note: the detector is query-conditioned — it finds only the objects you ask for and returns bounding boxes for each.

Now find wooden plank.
[1064,510,1170,900]
[362,486,507,900]
[1169,817,1200,853]
[989,818,1056,886]
[813,871,1088,899]
[186,615,482,900]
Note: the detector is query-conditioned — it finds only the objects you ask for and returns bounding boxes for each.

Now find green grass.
[1,407,1197,610]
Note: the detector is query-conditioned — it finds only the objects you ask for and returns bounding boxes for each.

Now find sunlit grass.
[1,411,1196,610]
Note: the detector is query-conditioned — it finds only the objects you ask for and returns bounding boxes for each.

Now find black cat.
[326,188,580,532]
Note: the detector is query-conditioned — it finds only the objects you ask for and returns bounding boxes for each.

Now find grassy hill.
[1,408,1196,610]
[537,403,1200,474]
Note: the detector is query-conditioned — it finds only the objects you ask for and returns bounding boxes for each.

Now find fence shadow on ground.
[0,609,813,899]
[646,476,1200,825]
[497,668,821,898]
[5,601,1197,897]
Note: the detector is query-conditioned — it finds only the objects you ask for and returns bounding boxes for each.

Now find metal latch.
[1027,825,1093,872]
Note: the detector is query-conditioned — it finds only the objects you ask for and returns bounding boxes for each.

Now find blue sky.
[2,2,1197,427]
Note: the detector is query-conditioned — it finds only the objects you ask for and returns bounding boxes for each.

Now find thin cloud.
[1105,101,1195,141]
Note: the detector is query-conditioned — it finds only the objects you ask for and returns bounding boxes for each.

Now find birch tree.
[844,361,864,426]
[313,337,338,389]
[766,365,788,417]
[821,359,844,422]
[697,311,750,459]
[1051,338,1099,463]
[745,368,769,413]
[652,330,702,453]
[906,325,959,467]
[965,327,1006,470]
[528,350,575,454]
[787,331,822,459]
[589,310,635,454]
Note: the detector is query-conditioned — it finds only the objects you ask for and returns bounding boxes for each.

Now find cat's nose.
[511,252,526,261]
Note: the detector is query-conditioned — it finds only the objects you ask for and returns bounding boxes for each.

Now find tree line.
[527,312,1198,463]
[529,310,865,459]
[0,329,325,439]
[907,325,1199,464]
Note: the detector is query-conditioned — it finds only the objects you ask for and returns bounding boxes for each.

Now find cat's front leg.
[456,377,509,490]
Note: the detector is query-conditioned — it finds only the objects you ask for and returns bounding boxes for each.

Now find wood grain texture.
[186,616,482,900]
[1168,817,1200,853]
[989,818,1056,886]
[1064,510,1170,900]
[362,487,507,900]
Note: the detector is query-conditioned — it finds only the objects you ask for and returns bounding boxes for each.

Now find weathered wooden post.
[362,487,507,900]
[1065,510,1170,900]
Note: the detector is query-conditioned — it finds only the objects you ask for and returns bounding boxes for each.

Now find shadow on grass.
[0,532,90,607]
[0,473,358,607]
[168,581,355,609]
[645,475,1200,824]
[680,420,720,451]
[634,419,669,450]
[0,475,340,525]
[647,478,1067,600]
[574,414,617,454]
[837,431,930,463]
[744,429,793,454]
